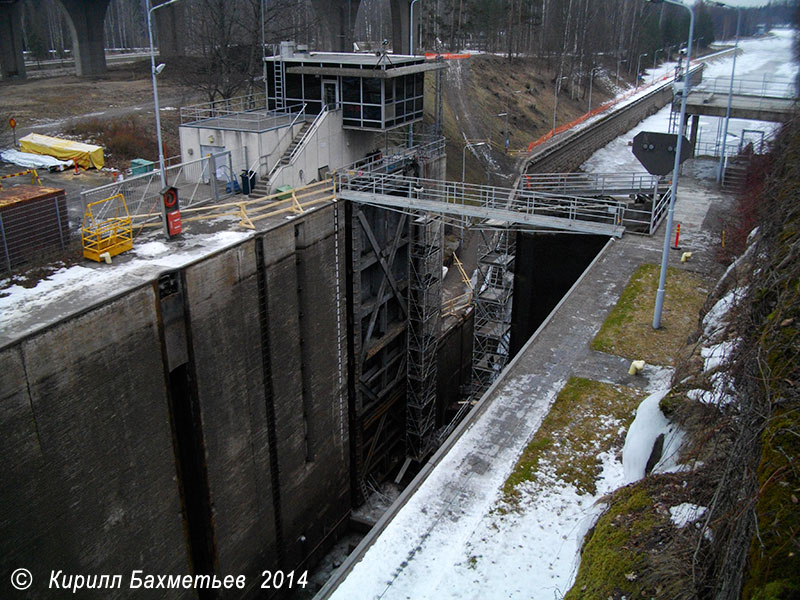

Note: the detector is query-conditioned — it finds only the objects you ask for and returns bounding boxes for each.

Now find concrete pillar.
[390,0,420,55]
[154,0,186,59]
[310,0,362,52]
[59,0,111,78]
[0,0,26,80]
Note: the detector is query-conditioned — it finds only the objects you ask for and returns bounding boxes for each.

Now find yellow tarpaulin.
[19,133,105,169]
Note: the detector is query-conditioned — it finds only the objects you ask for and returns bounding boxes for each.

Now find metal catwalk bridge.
[682,76,797,122]
[335,172,632,237]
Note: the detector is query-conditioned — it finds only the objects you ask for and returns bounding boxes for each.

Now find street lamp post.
[715,2,741,183]
[615,57,628,88]
[552,76,568,137]
[636,52,648,88]
[499,89,523,153]
[147,0,183,234]
[652,48,662,83]
[410,0,419,54]
[647,0,695,330]
[588,67,601,113]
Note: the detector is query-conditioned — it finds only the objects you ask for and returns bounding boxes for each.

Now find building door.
[323,80,338,108]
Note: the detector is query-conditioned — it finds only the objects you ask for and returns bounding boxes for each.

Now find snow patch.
[703,286,747,338]
[701,339,739,372]
[669,503,707,529]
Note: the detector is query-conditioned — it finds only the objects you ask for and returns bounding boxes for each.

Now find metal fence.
[0,149,248,278]
[80,148,247,224]
[337,135,447,175]
[694,76,797,99]
[180,93,269,124]
[0,191,73,277]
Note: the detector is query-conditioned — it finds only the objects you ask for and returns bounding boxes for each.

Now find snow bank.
[622,389,684,483]
[686,371,737,407]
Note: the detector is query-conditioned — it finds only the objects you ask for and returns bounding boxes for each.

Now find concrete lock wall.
[0,287,191,599]
[526,84,675,174]
[0,204,350,597]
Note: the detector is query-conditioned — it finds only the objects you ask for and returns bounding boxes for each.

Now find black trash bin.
[240,170,252,195]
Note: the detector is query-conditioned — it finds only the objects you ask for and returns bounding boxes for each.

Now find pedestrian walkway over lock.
[335,172,632,238]
[681,76,797,122]
[522,172,667,197]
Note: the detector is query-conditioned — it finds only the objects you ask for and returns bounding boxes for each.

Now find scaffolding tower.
[471,228,516,399]
[406,214,443,461]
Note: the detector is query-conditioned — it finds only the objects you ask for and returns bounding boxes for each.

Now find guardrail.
[337,135,447,175]
[693,76,797,99]
[81,150,242,224]
[336,172,626,236]
[521,172,664,195]
[180,93,268,123]
[287,105,329,164]
[265,104,311,182]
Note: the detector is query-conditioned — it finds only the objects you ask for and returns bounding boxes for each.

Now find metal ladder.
[273,48,285,109]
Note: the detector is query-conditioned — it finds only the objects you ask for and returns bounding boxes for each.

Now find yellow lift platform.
[81,193,133,262]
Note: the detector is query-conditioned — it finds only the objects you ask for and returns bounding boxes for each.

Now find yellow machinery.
[81,193,133,262]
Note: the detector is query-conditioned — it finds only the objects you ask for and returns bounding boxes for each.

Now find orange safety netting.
[525,70,677,153]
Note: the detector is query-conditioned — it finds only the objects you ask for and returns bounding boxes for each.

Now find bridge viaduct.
[0,0,418,80]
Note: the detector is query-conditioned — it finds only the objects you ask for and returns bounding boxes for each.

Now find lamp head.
[154,63,166,76]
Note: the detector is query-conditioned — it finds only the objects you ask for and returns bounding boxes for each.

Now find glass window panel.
[364,105,380,121]
[343,103,361,120]
[363,78,381,104]
[286,73,303,100]
[384,79,393,102]
[303,75,321,99]
[342,77,360,102]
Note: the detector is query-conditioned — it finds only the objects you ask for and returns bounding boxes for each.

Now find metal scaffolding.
[406,214,443,461]
[471,228,516,399]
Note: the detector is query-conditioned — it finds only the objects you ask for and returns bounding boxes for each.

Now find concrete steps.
[280,123,311,166]
[722,158,749,193]
[248,122,311,197]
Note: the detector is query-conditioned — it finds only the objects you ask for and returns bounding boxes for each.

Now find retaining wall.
[0,204,349,598]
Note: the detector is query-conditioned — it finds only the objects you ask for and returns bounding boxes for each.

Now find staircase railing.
[264,104,308,181]
[287,104,330,164]
[267,105,331,185]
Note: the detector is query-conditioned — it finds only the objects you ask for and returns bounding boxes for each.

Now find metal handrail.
[265,104,308,181]
[693,75,796,99]
[336,172,626,232]
[337,137,447,174]
[288,104,330,163]
[522,172,664,195]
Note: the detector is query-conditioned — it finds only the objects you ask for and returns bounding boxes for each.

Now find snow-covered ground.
[0,230,251,342]
[583,28,797,175]
[327,30,796,600]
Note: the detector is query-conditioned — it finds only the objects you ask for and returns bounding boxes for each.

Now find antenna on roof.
[377,39,393,68]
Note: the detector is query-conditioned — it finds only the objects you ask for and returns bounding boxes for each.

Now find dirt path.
[0,61,200,148]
